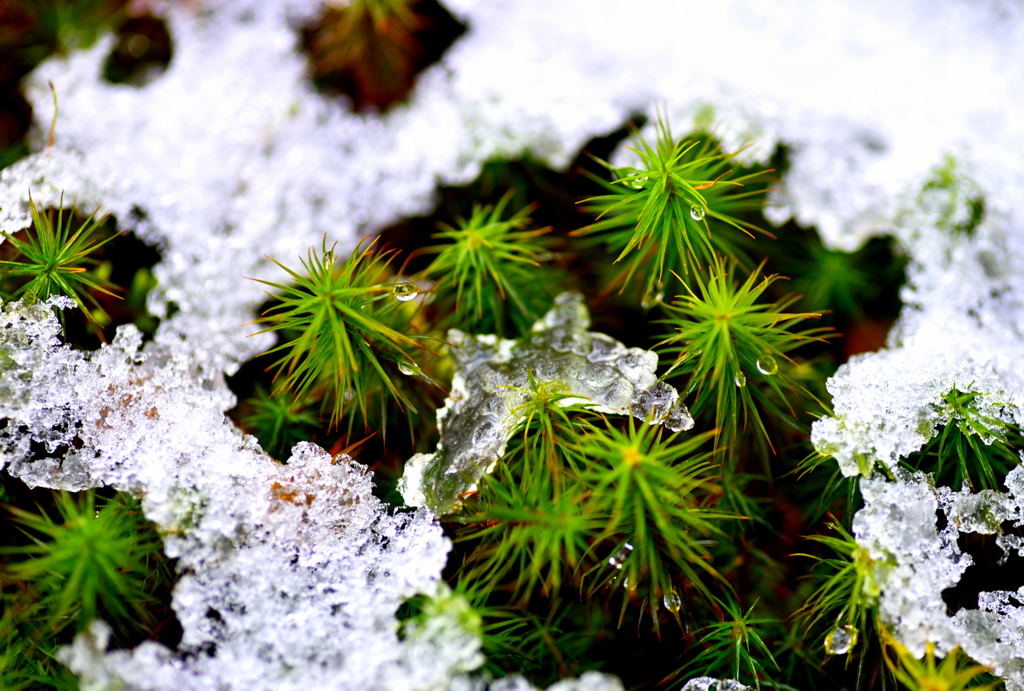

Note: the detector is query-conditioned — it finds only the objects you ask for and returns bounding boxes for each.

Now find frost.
[447,671,624,691]
[810,158,1024,478]
[0,299,470,690]
[398,293,693,515]
[680,679,749,691]
[801,10,1024,681]
[852,468,1024,688]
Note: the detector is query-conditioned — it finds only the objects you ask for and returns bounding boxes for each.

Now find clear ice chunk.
[399,293,694,515]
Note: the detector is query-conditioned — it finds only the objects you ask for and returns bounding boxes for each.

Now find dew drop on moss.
[824,624,858,655]
[662,589,681,614]
[607,542,633,569]
[393,281,418,302]
[756,355,778,375]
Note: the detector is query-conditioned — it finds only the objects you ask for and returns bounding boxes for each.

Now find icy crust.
[680,680,749,691]
[398,293,693,515]
[811,156,1024,683]
[445,671,623,691]
[811,347,1022,479]
[811,159,1024,479]
[854,469,1024,689]
[0,300,489,690]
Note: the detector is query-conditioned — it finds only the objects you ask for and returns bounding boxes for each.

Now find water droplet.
[398,360,416,376]
[607,542,633,569]
[617,167,648,190]
[756,355,779,376]
[824,624,858,655]
[662,589,681,614]
[393,281,418,302]
[689,205,706,221]
[734,371,747,388]
[641,290,664,310]
[621,575,636,592]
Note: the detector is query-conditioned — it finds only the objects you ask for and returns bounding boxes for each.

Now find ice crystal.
[680,679,750,691]
[0,299,474,690]
[398,293,692,515]
[445,671,623,691]
[850,468,1024,688]
[800,24,1024,682]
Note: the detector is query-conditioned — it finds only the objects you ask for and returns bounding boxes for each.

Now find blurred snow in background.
[2,0,1024,687]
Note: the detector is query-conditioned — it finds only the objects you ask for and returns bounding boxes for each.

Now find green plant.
[457,463,601,602]
[919,154,986,236]
[573,417,735,625]
[655,253,830,457]
[881,632,995,691]
[573,115,774,301]
[250,237,431,431]
[777,228,902,320]
[419,194,558,337]
[240,384,321,460]
[0,491,167,634]
[794,520,883,659]
[0,193,121,325]
[475,597,598,684]
[793,444,861,526]
[404,577,598,686]
[906,388,1022,491]
[0,600,79,691]
[678,596,781,689]
[453,377,736,632]
[499,373,594,492]
[456,377,602,601]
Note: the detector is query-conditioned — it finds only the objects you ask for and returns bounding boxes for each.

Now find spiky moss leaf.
[881,632,996,691]
[1,491,166,634]
[905,388,1023,492]
[251,237,432,432]
[573,115,774,302]
[794,521,885,660]
[676,597,781,690]
[0,193,121,325]
[457,465,603,603]
[772,224,906,321]
[0,604,80,691]
[572,418,736,628]
[443,576,600,685]
[1,490,173,689]
[239,383,321,461]
[453,375,603,605]
[918,154,986,237]
[497,372,600,494]
[420,193,560,337]
[656,253,831,459]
